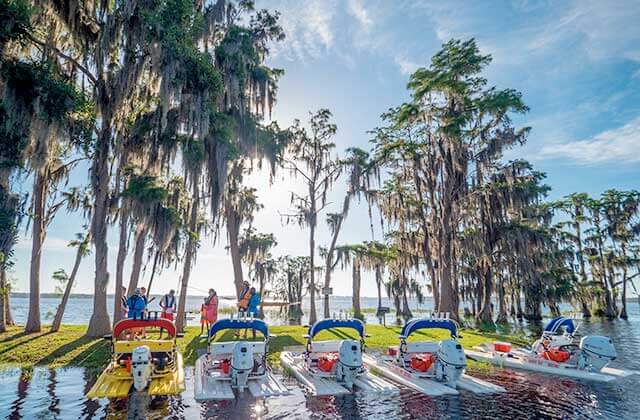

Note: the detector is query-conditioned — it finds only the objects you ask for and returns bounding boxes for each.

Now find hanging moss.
[143,0,222,95]
[179,135,204,167]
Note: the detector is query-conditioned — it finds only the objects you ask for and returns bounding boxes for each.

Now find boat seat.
[309,340,343,354]
[114,340,173,353]
[209,341,266,355]
[405,342,440,354]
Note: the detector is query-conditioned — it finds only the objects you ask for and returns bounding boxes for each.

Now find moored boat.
[194,317,289,401]
[86,317,185,399]
[465,316,637,382]
[280,318,398,396]
[363,317,505,395]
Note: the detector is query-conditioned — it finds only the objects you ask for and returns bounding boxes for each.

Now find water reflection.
[2,317,640,419]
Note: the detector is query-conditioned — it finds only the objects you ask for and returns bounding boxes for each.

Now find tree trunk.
[401,287,412,321]
[438,207,459,321]
[352,261,362,319]
[227,205,244,299]
[146,250,160,297]
[476,267,494,325]
[323,200,346,319]
[127,223,147,294]
[524,291,542,321]
[51,234,88,332]
[574,221,591,318]
[496,279,508,324]
[0,267,6,333]
[375,265,383,310]
[86,125,112,338]
[515,292,523,320]
[113,208,128,325]
[619,243,629,319]
[308,217,317,325]
[26,171,48,333]
[176,198,198,333]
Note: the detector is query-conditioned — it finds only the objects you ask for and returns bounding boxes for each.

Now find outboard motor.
[231,341,254,390]
[578,336,616,372]
[335,340,362,389]
[131,345,153,391]
[435,339,466,387]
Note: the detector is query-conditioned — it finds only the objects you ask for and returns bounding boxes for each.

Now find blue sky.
[10,0,640,298]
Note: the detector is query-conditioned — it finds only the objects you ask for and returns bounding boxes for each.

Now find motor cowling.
[435,339,466,387]
[231,341,253,390]
[335,340,362,389]
[131,345,152,391]
[578,336,616,372]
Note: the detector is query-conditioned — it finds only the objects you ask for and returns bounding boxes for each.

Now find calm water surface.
[2,298,640,419]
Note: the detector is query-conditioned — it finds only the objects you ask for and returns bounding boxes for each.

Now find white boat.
[465,316,638,382]
[363,318,505,396]
[194,318,290,401]
[280,318,399,396]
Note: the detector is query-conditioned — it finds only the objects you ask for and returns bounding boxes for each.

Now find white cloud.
[528,0,640,61]
[539,116,640,164]
[347,0,373,32]
[267,0,337,61]
[394,56,420,76]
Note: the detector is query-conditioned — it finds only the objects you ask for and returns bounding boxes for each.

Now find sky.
[9,0,640,298]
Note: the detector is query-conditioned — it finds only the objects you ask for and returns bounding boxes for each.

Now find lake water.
[7,294,437,326]
[2,296,640,419]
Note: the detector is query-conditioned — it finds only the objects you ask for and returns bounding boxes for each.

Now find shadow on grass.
[37,336,110,371]
[0,330,55,356]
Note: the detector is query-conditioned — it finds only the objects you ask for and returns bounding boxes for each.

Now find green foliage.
[1,59,77,120]
[0,0,31,46]
[52,268,69,295]
[144,0,222,95]
[179,135,204,166]
[122,175,168,203]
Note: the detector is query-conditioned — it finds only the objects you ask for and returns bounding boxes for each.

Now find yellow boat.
[87,317,185,399]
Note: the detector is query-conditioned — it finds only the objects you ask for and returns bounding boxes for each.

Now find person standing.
[160,289,177,321]
[237,281,251,314]
[159,289,176,338]
[244,287,261,339]
[127,288,146,320]
[236,281,251,338]
[204,289,219,338]
[200,297,209,336]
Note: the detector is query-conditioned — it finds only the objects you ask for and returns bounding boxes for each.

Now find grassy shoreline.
[0,324,530,371]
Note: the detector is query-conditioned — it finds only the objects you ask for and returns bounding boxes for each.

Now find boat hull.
[280,351,398,396]
[464,348,633,382]
[362,354,504,395]
[87,353,185,399]
[194,354,289,401]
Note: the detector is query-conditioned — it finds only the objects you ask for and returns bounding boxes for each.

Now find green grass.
[0,324,530,372]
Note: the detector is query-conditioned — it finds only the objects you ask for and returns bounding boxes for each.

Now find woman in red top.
[204,289,219,333]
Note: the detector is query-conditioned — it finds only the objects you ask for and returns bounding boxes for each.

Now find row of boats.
[87,314,637,401]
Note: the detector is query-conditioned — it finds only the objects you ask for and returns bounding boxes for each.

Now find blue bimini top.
[543,316,576,334]
[208,318,269,339]
[307,318,365,340]
[400,318,458,339]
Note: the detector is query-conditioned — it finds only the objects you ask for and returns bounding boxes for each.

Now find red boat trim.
[113,319,176,338]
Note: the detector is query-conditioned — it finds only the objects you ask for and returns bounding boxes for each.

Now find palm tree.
[51,231,91,332]
[282,109,342,324]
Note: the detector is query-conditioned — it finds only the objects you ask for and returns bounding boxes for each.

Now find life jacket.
[127,294,145,318]
[161,294,175,310]
[238,289,251,310]
[317,353,338,372]
[411,353,436,372]
[543,348,570,363]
